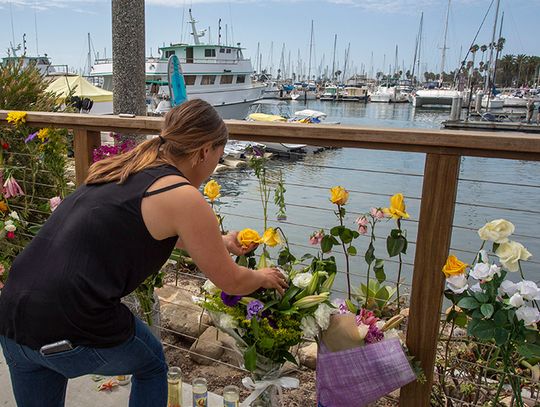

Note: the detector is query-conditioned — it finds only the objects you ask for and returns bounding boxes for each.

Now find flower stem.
[338,205,352,300]
[396,219,403,312]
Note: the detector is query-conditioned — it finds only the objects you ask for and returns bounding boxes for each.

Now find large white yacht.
[90,11,264,119]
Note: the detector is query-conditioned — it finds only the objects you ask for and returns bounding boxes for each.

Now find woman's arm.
[147,185,287,295]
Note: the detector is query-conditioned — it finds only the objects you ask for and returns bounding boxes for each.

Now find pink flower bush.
[309,230,325,245]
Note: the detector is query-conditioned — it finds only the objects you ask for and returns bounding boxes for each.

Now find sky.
[0,0,539,78]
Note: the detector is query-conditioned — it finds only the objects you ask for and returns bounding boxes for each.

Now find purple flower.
[364,324,384,344]
[24,132,38,144]
[246,299,264,320]
[220,292,242,307]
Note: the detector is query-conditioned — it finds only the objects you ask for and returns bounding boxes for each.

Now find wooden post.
[74,129,101,186]
[399,153,461,406]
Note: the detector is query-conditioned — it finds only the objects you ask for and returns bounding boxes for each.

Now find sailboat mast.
[440,0,451,82]
[394,44,398,77]
[331,34,337,81]
[9,1,16,47]
[308,20,314,82]
[484,0,500,93]
[87,33,92,76]
[256,42,260,74]
[370,51,374,79]
[491,11,504,89]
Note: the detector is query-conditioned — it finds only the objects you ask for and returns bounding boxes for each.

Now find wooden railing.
[2,110,540,406]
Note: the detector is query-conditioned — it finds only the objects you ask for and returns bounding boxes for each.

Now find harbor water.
[214,100,540,293]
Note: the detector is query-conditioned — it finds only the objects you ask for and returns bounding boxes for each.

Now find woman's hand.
[257,267,289,295]
[223,231,258,256]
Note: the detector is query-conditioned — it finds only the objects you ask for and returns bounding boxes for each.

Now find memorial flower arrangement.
[443,219,540,405]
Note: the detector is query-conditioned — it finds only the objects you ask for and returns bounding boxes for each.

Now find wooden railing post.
[399,153,461,406]
[73,129,101,186]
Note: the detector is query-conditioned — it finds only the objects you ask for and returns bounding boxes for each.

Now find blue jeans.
[0,316,168,407]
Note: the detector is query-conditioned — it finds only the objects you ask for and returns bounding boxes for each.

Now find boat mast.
[218,19,222,45]
[342,43,350,84]
[411,12,423,84]
[331,34,337,82]
[484,0,500,93]
[308,20,314,82]
[394,44,398,78]
[255,42,260,74]
[87,33,92,76]
[370,51,374,79]
[440,0,451,84]
[188,9,202,45]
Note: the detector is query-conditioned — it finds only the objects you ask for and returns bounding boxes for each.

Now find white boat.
[320,86,338,101]
[340,87,368,102]
[481,95,504,109]
[412,89,464,108]
[1,40,57,76]
[91,11,264,119]
[370,86,407,103]
[499,94,528,108]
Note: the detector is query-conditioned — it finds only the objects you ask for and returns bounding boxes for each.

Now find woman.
[0,99,288,407]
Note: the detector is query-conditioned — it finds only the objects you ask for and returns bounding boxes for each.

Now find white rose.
[499,280,518,297]
[4,224,16,232]
[470,283,482,293]
[446,273,469,294]
[4,220,13,226]
[9,211,19,221]
[202,280,219,295]
[516,306,540,327]
[292,272,313,289]
[314,303,332,331]
[478,219,515,243]
[517,281,540,301]
[469,263,498,281]
[357,324,370,340]
[300,316,318,340]
[219,314,238,330]
[496,241,532,272]
[509,293,525,308]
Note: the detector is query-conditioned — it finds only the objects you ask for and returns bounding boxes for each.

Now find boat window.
[236,75,246,84]
[184,75,196,86]
[165,50,175,58]
[204,49,216,57]
[220,75,234,84]
[201,75,216,85]
[226,49,232,54]
[220,48,225,53]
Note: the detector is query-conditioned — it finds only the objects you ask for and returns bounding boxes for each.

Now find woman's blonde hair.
[85,99,228,184]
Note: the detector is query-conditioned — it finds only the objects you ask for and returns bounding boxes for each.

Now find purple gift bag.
[316,338,416,407]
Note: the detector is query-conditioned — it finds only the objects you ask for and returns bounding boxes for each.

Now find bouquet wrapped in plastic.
[316,304,416,407]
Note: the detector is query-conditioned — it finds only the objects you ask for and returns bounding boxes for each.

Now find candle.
[167,366,183,407]
[222,385,239,407]
[192,378,208,407]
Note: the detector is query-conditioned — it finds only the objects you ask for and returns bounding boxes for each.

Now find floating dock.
[442,120,540,134]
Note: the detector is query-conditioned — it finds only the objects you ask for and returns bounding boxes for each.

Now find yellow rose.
[260,227,281,247]
[203,179,221,202]
[237,228,261,248]
[478,219,515,244]
[6,111,27,126]
[495,241,532,272]
[0,200,8,213]
[442,255,468,277]
[330,186,349,205]
[383,193,409,220]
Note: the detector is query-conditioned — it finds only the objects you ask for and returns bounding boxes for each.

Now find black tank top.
[0,164,189,349]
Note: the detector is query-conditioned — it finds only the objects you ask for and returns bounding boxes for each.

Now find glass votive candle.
[192,377,208,407]
[222,385,240,407]
[251,400,266,407]
[167,366,183,407]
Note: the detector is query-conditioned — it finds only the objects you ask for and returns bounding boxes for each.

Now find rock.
[217,331,243,366]
[190,326,225,365]
[158,284,211,340]
[298,342,317,370]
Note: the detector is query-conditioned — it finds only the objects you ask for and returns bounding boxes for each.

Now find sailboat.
[412,0,466,108]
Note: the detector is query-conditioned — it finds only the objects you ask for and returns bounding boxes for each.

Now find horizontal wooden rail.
[1,111,540,161]
[2,109,540,407]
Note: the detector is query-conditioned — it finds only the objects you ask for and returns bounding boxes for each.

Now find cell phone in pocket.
[39,340,74,356]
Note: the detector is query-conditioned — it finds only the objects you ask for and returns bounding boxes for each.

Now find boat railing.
[1,110,539,406]
[92,57,250,68]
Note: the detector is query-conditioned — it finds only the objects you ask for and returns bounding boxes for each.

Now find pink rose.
[3,176,24,199]
[50,196,62,212]
[355,216,369,227]
[370,207,385,220]
[309,230,324,245]
[358,225,368,235]
[6,231,15,239]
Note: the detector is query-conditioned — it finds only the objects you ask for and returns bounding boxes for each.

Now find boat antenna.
[411,12,423,84]
[308,20,314,82]
[440,0,451,84]
[188,9,203,45]
[9,1,16,47]
[484,0,500,93]
[370,50,373,79]
[34,0,39,55]
[218,19,222,46]
[331,34,337,81]
[180,0,186,43]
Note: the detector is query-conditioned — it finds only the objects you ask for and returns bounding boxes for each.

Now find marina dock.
[442,119,540,133]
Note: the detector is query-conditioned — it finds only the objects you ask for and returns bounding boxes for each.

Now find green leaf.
[347,246,357,256]
[321,235,334,253]
[365,243,375,265]
[262,299,280,312]
[457,297,480,310]
[494,328,509,345]
[387,236,406,257]
[340,228,354,244]
[251,317,260,338]
[278,287,300,310]
[237,255,248,267]
[480,304,494,319]
[375,268,386,284]
[345,299,358,314]
[493,310,507,326]
[492,243,500,253]
[330,226,343,236]
[455,313,468,328]
[474,292,489,303]
[517,343,540,359]
[470,320,495,340]
[352,231,360,238]
[282,350,299,366]
[244,345,257,372]
[259,337,275,349]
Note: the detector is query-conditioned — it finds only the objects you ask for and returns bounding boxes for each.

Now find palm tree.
[516,54,527,85]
